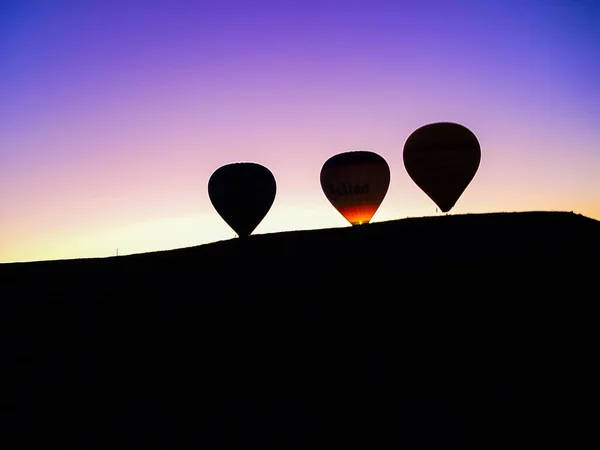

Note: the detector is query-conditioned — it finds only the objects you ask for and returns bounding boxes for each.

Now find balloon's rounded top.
[208,162,276,237]
[210,160,268,172]
[320,150,390,226]
[403,122,481,213]
[321,150,387,171]
[404,122,480,150]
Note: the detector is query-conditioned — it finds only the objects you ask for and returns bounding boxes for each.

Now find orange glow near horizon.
[337,205,381,225]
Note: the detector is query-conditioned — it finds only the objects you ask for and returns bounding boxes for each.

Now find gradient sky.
[1,0,599,262]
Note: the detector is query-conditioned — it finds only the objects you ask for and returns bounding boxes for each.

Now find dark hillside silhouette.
[1,211,598,448]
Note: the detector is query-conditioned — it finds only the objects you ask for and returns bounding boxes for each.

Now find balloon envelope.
[320,151,390,225]
[208,162,276,237]
[403,122,481,213]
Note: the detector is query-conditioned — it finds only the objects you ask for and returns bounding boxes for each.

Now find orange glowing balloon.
[403,122,481,213]
[320,150,391,225]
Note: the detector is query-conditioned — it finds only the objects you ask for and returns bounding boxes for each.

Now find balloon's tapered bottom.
[338,204,380,226]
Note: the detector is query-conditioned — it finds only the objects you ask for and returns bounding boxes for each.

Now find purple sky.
[1,0,599,262]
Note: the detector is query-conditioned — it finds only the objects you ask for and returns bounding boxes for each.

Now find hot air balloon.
[320,150,390,225]
[403,122,481,213]
[208,162,276,237]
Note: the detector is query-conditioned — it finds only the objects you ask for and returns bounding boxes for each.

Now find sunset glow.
[2,0,599,262]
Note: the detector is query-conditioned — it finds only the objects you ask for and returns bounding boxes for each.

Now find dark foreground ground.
[1,211,598,448]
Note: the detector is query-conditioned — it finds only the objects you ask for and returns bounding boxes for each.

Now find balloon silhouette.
[208,162,276,237]
[403,122,481,213]
[320,150,390,225]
